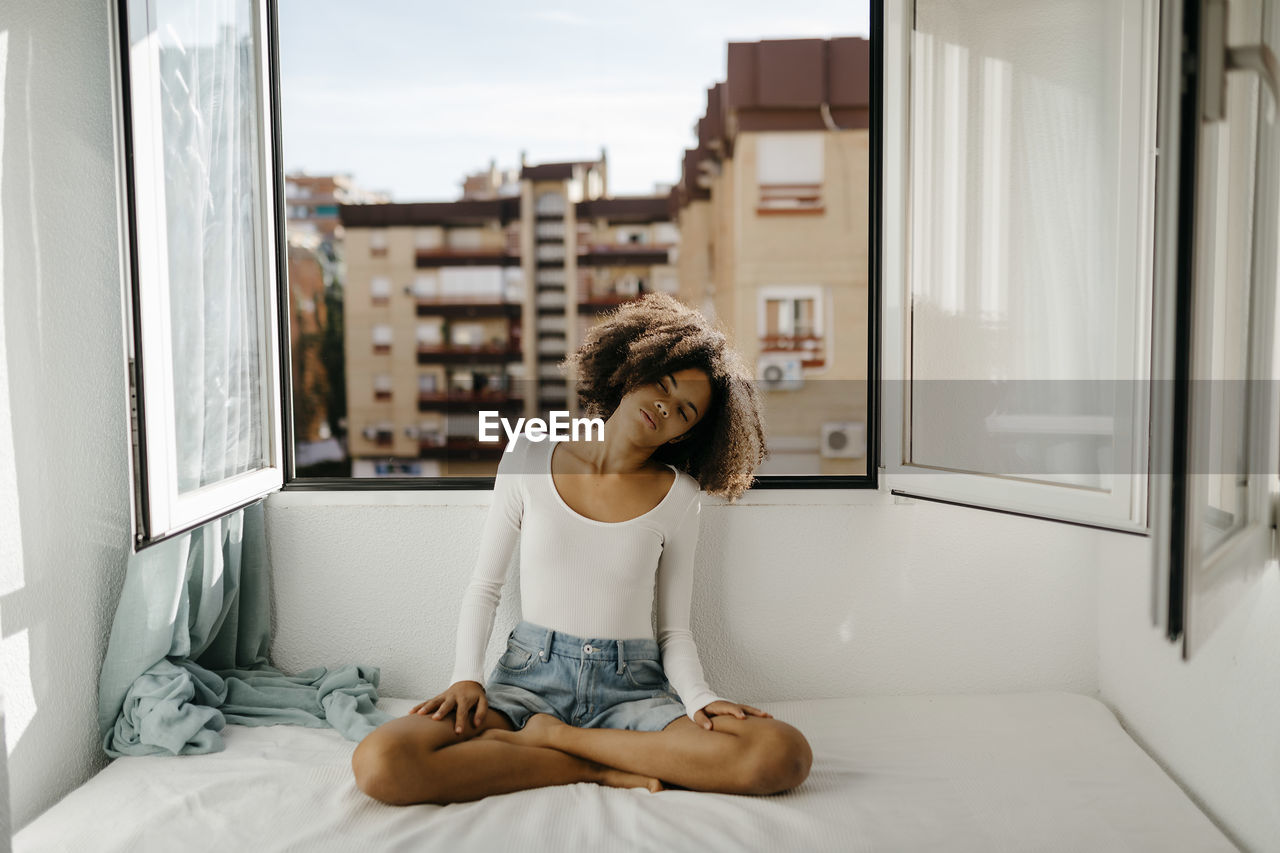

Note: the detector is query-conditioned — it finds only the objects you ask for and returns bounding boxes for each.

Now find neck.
[559,422,661,476]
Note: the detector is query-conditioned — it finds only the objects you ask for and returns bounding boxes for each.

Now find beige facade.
[339,159,680,477]
[673,37,872,475]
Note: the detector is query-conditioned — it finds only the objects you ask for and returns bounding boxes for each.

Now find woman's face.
[624,366,713,447]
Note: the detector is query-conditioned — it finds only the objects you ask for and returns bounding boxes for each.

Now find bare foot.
[519,712,566,748]
[596,764,665,793]
[479,712,565,749]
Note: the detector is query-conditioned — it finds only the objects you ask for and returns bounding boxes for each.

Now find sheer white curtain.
[157,0,266,495]
[910,0,1135,488]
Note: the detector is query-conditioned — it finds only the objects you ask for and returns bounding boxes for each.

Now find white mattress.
[16,692,1236,852]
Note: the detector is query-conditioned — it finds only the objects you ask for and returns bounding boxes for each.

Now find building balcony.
[414,296,521,318]
[414,248,520,267]
[416,343,521,364]
[577,245,673,266]
[417,390,524,411]
[417,437,510,460]
[578,292,638,311]
[759,334,826,368]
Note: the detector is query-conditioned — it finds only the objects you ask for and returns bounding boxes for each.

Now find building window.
[417,321,444,346]
[535,220,566,240]
[363,422,394,447]
[758,285,825,368]
[412,274,439,300]
[535,191,566,216]
[369,228,389,257]
[373,373,393,401]
[372,323,392,354]
[447,228,483,250]
[370,276,391,305]
[415,227,443,250]
[756,133,824,214]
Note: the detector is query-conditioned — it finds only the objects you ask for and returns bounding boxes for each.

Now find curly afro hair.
[559,291,768,502]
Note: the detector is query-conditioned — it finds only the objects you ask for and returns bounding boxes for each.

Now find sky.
[278,1,870,201]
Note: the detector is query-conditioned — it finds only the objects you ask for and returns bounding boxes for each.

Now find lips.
[641,408,657,430]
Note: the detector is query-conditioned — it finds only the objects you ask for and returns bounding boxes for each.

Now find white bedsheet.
[15,692,1236,852]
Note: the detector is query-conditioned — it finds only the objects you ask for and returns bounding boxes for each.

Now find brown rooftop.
[519,160,601,181]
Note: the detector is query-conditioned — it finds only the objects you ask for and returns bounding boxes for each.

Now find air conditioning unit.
[820,421,866,459]
[362,426,378,441]
[757,354,803,391]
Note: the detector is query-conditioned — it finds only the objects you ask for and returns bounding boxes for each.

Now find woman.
[352,292,813,804]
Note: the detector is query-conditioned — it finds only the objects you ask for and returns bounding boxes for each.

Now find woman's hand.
[410,680,489,736]
[692,700,773,730]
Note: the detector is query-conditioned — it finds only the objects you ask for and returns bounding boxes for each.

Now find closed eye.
[658,380,689,421]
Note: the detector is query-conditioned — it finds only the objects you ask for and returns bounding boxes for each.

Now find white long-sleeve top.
[450,432,725,720]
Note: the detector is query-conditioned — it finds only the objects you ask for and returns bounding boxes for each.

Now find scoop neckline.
[547,440,680,526]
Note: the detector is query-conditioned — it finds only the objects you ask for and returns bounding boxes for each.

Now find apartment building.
[672,37,872,475]
[339,155,680,476]
[285,171,389,252]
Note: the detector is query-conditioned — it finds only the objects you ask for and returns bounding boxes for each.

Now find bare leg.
[352,709,663,805]
[481,712,813,795]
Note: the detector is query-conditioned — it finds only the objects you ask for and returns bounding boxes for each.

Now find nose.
[654,401,668,418]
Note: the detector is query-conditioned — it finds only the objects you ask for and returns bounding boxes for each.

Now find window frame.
[114,0,287,550]
[880,0,1159,534]
[275,1,883,494]
[1149,0,1280,657]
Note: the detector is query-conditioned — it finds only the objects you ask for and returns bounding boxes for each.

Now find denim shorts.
[484,619,688,732]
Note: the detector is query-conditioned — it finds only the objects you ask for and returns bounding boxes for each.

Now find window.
[117,0,284,547]
[369,229,388,257]
[415,227,443,250]
[882,0,1155,530]
[1148,0,1280,656]
[370,276,391,305]
[758,286,826,369]
[535,191,566,216]
[756,133,824,213]
[417,321,444,345]
[536,221,566,240]
[276,5,877,484]
[446,228,483,250]
[373,373,393,401]
[412,273,439,299]
[372,324,392,353]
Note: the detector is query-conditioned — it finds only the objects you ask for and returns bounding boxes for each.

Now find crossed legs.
[351,707,661,805]
[352,707,812,805]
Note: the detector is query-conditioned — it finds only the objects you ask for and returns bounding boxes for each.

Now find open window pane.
[122,0,284,546]
[1167,0,1280,656]
[887,0,1156,529]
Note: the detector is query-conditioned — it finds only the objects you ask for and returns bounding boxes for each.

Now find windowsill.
[268,486,897,509]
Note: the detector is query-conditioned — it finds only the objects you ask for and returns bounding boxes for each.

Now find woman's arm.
[655,495,726,721]
[448,438,525,687]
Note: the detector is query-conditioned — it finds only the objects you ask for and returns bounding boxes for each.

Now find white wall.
[265,491,1099,706]
[0,0,135,834]
[1099,536,1280,853]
